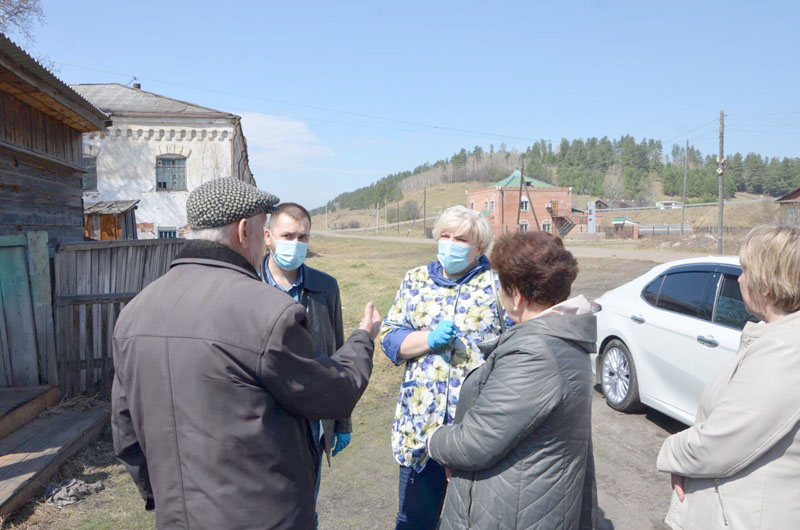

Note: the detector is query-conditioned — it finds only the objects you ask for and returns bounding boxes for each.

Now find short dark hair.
[491,232,578,308]
[269,202,311,229]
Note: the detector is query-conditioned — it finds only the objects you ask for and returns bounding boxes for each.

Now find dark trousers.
[395,459,447,530]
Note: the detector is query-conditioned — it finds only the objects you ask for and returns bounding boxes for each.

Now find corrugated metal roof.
[70,83,234,117]
[0,33,108,131]
[84,200,139,215]
[494,169,554,188]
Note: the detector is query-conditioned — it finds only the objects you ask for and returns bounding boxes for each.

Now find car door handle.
[697,335,719,347]
[630,315,645,324]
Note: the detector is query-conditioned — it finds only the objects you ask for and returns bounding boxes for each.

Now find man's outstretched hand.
[359,302,382,340]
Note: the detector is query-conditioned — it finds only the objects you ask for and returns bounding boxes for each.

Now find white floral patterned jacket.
[379,257,509,472]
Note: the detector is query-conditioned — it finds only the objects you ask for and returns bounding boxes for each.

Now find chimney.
[133,83,141,89]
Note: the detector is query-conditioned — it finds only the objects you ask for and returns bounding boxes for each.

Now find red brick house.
[467,170,577,237]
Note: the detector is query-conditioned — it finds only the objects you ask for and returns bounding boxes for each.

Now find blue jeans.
[395,459,447,530]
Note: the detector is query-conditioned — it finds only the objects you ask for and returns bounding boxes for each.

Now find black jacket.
[260,255,350,464]
[111,241,374,529]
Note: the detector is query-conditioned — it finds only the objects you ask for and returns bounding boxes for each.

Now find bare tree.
[603,166,625,206]
[0,0,45,43]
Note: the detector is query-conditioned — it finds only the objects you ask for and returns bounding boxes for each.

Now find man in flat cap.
[111,177,380,530]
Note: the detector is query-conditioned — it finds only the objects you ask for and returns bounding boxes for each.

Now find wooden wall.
[0,92,82,166]
[54,239,184,398]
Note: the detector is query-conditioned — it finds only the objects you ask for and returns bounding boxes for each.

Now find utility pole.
[717,110,726,254]
[423,187,427,238]
[681,139,687,235]
[325,204,328,231]
[515,164,525,231]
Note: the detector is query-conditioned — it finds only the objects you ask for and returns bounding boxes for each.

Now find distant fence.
[54,239,184,399]
[638,225,694,237]
[597,198,766,213]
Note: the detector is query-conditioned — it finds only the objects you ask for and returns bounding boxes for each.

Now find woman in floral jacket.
[380,205,509,530]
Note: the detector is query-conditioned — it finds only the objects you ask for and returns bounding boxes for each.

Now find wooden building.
[0,33,109,252]
[84,200,138,240]
[466,170,577,237]
[776,187,800,225]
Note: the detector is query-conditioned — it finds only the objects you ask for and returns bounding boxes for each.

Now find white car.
[592,256,757,425]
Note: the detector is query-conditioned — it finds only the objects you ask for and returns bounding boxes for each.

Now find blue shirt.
[262,256,305,302]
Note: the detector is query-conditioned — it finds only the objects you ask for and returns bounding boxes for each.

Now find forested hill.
[310,137,800,214]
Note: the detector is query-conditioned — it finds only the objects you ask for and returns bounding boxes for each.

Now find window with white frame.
[483,199,489,211]
[520,198,529,211]
[156,155,187,190]
[82,156,97,190]
[158,228,178,239]
[542,221,552,233]
[470,201,474,210]
[519,221,529,232]
[490,200,495,212]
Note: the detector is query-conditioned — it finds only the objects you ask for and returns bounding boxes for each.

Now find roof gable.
[493,169,554,188]
[0,33,108,132]
[70,83,233,118]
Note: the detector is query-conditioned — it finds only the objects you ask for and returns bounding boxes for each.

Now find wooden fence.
[54,239,184,399]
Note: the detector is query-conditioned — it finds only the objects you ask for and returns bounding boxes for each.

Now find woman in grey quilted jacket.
[428,232,598,530]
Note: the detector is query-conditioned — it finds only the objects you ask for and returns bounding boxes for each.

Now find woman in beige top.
[657,223,800,530]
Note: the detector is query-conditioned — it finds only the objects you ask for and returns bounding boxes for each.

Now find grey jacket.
[261,256,349,465]
[428,310,598,530]
[111,241,374,530]
[657,310,800,530]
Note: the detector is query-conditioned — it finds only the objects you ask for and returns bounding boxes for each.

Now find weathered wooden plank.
[0,386,57,440]
[0,235,27,248]
[56,293,137,306]
[57,238,184,251]
[0,246,39,386]
[70,305,80,399]
[85,301,93,395]
[0,409,109,518]
[25,232,56,385]
[0,297,12,387]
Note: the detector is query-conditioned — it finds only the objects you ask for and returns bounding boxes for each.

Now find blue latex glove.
[332,433,351,457]
[427,320,457,349]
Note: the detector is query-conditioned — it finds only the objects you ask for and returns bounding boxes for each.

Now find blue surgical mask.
[272,241,308,271]
[438,241,472,275]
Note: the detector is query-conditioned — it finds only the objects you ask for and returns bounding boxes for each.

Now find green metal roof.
[493,169,554,188]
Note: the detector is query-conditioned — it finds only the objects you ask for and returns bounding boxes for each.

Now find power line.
[662,118,719,144]
[57,61,539,142]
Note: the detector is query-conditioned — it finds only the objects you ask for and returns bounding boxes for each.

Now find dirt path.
[315,230,705,263]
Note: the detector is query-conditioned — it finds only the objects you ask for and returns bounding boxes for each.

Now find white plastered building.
[71,83,254,239]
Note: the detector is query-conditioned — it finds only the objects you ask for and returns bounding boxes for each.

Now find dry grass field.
[4,235,665,529]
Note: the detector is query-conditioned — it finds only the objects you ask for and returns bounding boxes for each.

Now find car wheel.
[600,339,642,412]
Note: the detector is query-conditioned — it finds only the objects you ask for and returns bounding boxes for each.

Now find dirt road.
[315,230,706,263]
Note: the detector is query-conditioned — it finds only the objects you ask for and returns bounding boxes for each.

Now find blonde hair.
[739,223,800,313]
[433,205,493,253]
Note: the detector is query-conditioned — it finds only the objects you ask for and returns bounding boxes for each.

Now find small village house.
[70,83,255,239]
[466,169,580,237]
[0,34,109,250]
[776,186,800,225]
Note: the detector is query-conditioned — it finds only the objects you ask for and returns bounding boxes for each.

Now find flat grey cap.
[186,177,279,229]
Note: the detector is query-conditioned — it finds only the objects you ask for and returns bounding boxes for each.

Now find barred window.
[156,156,186,190]
[158,229,177,239]
[82,156,97,190]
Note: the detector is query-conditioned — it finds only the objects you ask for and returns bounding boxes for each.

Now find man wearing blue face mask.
[261,202,351,527]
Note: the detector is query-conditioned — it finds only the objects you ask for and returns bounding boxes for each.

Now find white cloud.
[238,112,334,172]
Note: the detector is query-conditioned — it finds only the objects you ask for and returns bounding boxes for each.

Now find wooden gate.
[54,239,184,398]
[0,232,56,387]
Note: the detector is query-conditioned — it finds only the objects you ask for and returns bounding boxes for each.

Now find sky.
[11,1,800,208]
